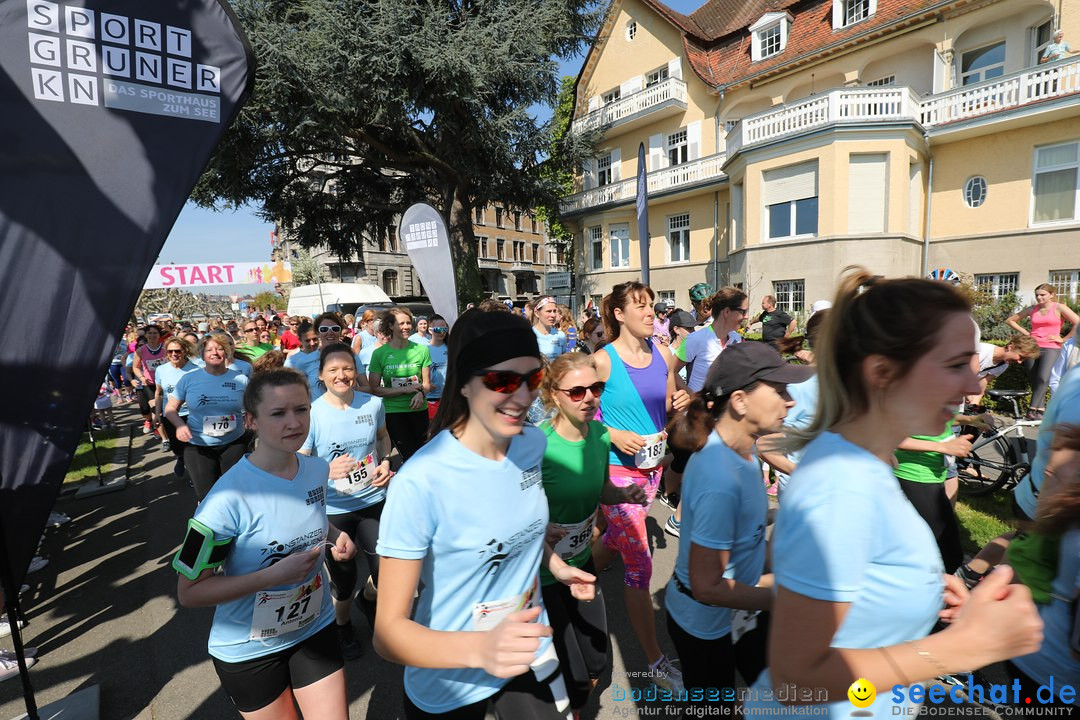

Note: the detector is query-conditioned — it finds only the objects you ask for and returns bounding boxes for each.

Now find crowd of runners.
[5,269,1078,719]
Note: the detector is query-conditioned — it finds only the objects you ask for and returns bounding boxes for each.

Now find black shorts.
[211,622,343,713]
[540,558,609,710]
[403,669,567,720]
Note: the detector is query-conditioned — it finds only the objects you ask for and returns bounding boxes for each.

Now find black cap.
[703,341,814,397]
[449,309,540,377]
[653,302,669,313]
[668,310,696,329]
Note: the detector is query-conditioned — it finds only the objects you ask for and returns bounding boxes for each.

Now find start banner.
[145,261,292,288]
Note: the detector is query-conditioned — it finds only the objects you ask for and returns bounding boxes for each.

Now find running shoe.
[142,421,151,434]
[46,511,70,527]
[173,458,186,478]
[0,653,37,683]
[664,514,681,538]
[766,482,778,497]
[27,557,48,574]
[336,623,363,661]
[649,655,685,693]
[161,440,171,453]
[0,619,25,639]
[657,492,679,511]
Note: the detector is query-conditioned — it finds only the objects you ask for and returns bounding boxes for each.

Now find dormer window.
[750,13,792,62]
[832,0,876,29]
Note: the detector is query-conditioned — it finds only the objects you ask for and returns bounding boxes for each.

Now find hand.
[175,423,193,443]
[371,461,393,488]
[552,564,597,601]
[938,573,969,623]
[265,547,322,586]
[939,435,974,458]
[328,454,355,481]
[947,565,1043,667]
[409,391,425,411]
[609,428,646,456]
[621,483,647,505]
[671,389,691,413]
[545,523,568,547]
[794,349,815,364]
[330,532,356,562]
[478,606,552,678]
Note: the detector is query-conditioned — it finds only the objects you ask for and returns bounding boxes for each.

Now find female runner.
[532,297,568,362]
[175,368,356,720]
[367,309,431,461]
[132,324,167,435]
[155,336,199,478]
[300,343,392,660]
[375,310,595,720]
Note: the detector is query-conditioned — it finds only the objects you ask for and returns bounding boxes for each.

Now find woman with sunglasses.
[425,315,450,421]
[367,309,431,462]
[591,281,687,691]
[155,337,200,478]
[375,310,595,720]
[532,297,568,362]
[577,317,605,356]
[166,332,251,500]
[538,352,645,714]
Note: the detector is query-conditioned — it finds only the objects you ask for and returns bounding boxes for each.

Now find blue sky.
[161,0,706,286]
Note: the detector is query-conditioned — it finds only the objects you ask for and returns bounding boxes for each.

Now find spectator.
[754,295,796,347]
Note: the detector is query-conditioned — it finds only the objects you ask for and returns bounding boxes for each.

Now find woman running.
[425,315,449,420]
[367,309,431,462]
[155,337,200,478]
[132,324,167,435]
[665,342,810,707]
[351,310,378,356]
[532,297,568,362]
[591,281,686,690]
[375,310,595,720]
[174,368,356,720]
[166,332,251,500]
[409,316,432,346]
[1008,283,1079,418]
[745,268,1042,717]
[300,343,392,661]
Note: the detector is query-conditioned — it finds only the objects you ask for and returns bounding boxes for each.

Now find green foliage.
[252,291,283,311]
[970,288,1020,342]
[290,247,327,287]
[536,76,578,272]
[192,0,602,308]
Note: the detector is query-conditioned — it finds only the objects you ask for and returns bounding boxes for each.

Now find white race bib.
[390,375,419,389]
[731,609,760,644]
[551,516,595,561]
[148,357,168,371]
[634,432,667,470]
[250,574,325,640]
[203,414,236,437]
[472,577,539,632]
[332,453,378,495]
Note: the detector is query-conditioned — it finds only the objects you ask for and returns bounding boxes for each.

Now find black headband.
[455,326,540,377]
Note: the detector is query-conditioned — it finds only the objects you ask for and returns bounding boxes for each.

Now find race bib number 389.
[250,574,325,640]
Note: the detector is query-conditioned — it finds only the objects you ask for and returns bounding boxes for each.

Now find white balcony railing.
[560,152,727,214]
[572,77,688,134]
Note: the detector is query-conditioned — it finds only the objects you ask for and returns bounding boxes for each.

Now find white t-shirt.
[677,327,743,391]
[977,343,1008,380]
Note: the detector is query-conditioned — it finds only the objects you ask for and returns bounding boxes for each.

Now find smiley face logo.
[848,678,876,709]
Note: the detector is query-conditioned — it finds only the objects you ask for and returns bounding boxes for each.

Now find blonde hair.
[539,353,597,413]
[198,331,235,364]
[165,337,194,359]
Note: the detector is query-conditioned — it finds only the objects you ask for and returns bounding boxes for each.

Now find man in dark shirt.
[756,295,795,346]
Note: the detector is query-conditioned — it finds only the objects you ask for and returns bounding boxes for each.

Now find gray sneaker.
[650,655,685,693]
[0,653,37,683]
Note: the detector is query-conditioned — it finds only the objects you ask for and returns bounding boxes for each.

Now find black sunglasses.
[432,327,448,334]
[472,367,544,394]
[318,325,342,333]
[558,382,605,402]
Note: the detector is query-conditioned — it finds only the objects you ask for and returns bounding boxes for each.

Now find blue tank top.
[599,340,668,467]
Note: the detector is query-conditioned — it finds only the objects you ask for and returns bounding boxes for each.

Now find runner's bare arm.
[177,547,322,608]
[688,544,772,610]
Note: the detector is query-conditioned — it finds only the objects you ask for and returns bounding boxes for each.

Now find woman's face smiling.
[203,340,227,368]
[319,351,357,397]
[463,356,541,440]
[1035,289,1054,306]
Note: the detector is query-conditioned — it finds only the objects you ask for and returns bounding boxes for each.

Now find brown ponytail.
[601,281,655,342]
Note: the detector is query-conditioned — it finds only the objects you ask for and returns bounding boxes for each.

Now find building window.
[495,207,504,228]
[602,88,621,105]
[658,291,676,306]
[866,75,895,86]
[1033,142,1079,224]
[773,280,805,315]
[610,224,631,268]
[514,211,522,231]
[964,176,988,208]
[513,241,525,262]
[626,20,636,41]
[759,24,781,58]
[475,207,485,225]
[1050,270,1080,301]
[976,273,1020,301]
[837,0,874,28]
[382,269,398,296]
[597,154,613,187]
[667,130,688,166]
[961,42,1006,85]
[750,13,791,62]
[477,236,489,258]
[1033,19,1054,66]
[645,67,669,87]
[497,238,505,260]
[531,217,538,234]
[532,244,540,263]
[764,162,818,240]
[589,226,603,270]
[668,214,690,263]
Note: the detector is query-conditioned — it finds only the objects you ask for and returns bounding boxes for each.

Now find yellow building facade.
[561,0,1080,313]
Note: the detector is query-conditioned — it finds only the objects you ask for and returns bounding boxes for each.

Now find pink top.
[136,343,168,383]
[1030,304,1063,349]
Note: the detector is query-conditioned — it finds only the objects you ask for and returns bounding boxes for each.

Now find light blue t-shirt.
[156,361,199,416]
[285,350,323,401]
[191,357,252,378]
[357,330,377,350]
[665,433,767,639]
[776,373,818,493]
[533,327,567,362]
[376,426,552,714]
[1011,529,1080,700]
[747,431,944,718]
[358,341,379,369]
[1017,367,1080,518]
[194,454,334,662]
[408,332,431,346]
[171,368,248,446]
[427,343,449,400]
[302,392,387,514]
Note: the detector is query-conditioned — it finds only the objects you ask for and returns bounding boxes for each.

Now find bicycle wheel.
[957,436,1016,497]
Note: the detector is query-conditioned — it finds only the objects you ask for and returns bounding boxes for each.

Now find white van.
[287,283,394,319]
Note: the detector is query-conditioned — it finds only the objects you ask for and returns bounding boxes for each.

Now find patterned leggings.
[601,464,662,590]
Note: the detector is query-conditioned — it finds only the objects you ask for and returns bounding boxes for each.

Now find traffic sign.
[546,271,571,290]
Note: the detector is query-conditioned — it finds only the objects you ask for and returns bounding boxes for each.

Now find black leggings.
[187,434,250,500]
[541,558,609,710]
[325,502,383,600]
[897,478,963,574]
[1026,348,1061,408]
[403,669,566,720]
[161,417,188,458]
[666,610,770,706]
[386,410,429,462]
[135,384,154,417]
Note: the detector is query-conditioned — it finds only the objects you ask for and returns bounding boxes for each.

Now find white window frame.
[772,280,805,315]
[866,75,895,86]
[658,291,676,306]
[496,238,505,260]
[589,226,603,270]
[975,273,1020,301]
[667,213,690,264]
[474,207,485,225]
[750,13,791,62]
[1050,270,1080,301]
[832,0,876,29]
[964,176,988,208]
[763,162,819,241]
[602,88,621,105]
[667,129,688,167]
[645,66,669,87]
[597,154,613,187]
[1032,19,1054,67]
[477,236,489,258]
[960,41,1006,85]
[626,20,637,41]
[1031,141,1080,226]
[609,224,631,269]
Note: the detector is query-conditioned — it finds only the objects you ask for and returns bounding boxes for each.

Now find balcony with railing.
[511,260,534,273]
[560,152,727,215]
[572,77,688,136]
[478,257,501,269]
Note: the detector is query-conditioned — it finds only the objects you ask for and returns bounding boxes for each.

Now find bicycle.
[955,389,1041,497]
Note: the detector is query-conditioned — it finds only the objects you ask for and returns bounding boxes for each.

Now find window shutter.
[687,121,701,160]
[667,57,682,80]
[762,162,817,205]
[611,148,622,182]
[620,77,642,97]
[649,133,665,170]
[908,163,922,235]
[588,96,599,112]
[584,159,596,190]
[848,154,887,234]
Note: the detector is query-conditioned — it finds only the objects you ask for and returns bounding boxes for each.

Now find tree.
[192,0,602,307]
[290,247,327,287]
[536,75,578,273]
[135,289,234,320]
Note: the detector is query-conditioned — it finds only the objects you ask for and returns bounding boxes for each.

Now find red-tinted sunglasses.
[472,367,544,394]
[558,382,605,402]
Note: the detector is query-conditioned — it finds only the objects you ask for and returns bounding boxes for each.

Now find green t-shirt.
[894,423,953,484]
[368,342,432,414]
[243,342,274,360]
[539,420,610,586]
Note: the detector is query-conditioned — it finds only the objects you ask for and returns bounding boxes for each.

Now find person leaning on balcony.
[1041,29,1076,63]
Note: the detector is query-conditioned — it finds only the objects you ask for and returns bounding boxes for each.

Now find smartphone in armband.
[172,518,232,580]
